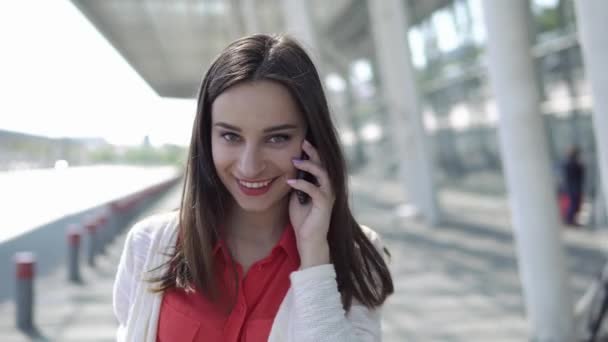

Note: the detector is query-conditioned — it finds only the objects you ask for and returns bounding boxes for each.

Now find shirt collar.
[213,223,300,267]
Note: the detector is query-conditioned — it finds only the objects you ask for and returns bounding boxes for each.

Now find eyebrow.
[214,122,299,133]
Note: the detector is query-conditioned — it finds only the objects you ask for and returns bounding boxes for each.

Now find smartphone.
[295,151,318,205]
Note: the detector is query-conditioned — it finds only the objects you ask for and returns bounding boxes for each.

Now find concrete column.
[574,1,608,218]
[481,1,575,340]
[367,0,440,225]
[280,0,317,54]
[281,1,368,173]
[343,76,367,168]
[320,42,369,169]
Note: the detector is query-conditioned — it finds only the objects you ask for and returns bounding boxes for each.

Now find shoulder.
[126,211,179,255]
[359,224,384,250]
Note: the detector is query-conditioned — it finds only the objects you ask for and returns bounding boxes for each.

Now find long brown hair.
[151,34,393,311]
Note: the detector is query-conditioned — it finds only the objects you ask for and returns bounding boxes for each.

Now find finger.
[299,140,335,200]
[292,159,328,189]
[302,140,321,164]
[286,178,327,204]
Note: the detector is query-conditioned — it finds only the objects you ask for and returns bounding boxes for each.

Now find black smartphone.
[295,151,318,205]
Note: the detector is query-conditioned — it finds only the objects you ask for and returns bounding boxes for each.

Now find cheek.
[211,140,231,171]
[277,145,302,175]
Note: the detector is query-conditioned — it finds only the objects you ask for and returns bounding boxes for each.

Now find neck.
[225,200,289,247]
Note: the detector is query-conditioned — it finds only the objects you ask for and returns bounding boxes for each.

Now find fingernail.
[286,179,296,185]
[292,159,302,164]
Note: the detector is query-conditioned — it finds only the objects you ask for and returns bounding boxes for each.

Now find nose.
[237,144,266,178]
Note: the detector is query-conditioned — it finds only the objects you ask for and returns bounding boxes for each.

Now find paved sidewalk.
[1,170,604,341]
[0,185,182,342]
[349,169,606,341]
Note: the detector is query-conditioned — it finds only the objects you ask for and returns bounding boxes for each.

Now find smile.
[236,177,277,196]
[238,178,274,188]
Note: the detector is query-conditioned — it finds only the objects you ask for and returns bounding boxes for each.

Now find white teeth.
[239,179,272,188]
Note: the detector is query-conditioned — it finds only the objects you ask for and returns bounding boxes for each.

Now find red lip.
[236,178,276,196]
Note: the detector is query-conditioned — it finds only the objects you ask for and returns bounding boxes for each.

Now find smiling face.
[211,80,307,215]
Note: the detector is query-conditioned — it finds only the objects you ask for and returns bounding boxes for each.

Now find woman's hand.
[287,140,335,269]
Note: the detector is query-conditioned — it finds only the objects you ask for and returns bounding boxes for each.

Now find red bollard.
[85,219,98,267]
[96,212,109,253]
[67,225,81,282]
[111,201,126,233]
[15,252,35,332]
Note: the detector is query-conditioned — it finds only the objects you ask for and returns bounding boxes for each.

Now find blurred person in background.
[560,145,585,226]
[113,34,393,341]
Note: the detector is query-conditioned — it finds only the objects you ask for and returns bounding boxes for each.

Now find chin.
[232,199,274,213]
[232,191,290,214]
[237,203,271,213]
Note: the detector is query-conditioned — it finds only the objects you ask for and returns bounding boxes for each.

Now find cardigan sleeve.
[288,228,387,341]
[112,219,155,341]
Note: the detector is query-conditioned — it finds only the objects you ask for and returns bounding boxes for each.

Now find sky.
[0,0,196,146]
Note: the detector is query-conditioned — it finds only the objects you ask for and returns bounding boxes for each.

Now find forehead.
[211,80,304,129]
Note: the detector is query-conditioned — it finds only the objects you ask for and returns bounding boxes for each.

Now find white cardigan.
[112,212,386,341]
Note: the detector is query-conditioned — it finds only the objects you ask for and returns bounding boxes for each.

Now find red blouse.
[156,224,300,342]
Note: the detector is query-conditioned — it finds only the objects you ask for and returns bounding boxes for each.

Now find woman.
[561,146,585,226]
[113,34,393,342]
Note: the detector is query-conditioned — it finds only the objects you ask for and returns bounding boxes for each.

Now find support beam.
[574,1,608,220]
[342,74,367,168]
[368,0,440,225]
[280,0,318,54]
[481,1,574,340]
[280,0,367,169]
